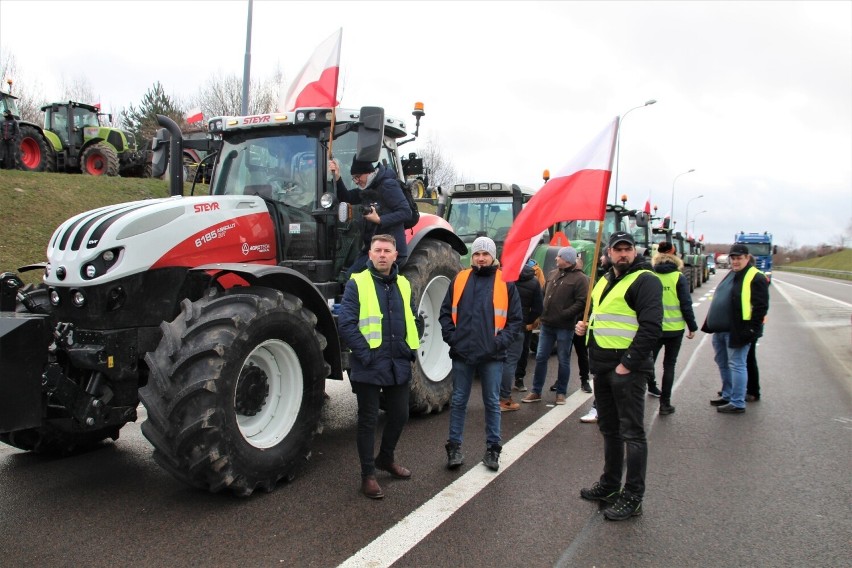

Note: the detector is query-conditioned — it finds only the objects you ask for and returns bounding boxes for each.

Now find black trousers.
[351,381,410,477]
[594,367,648,497]
[515,329,533,378]
[1,141,16,169]
[651,333,685,402]
[747,339,760,397]
[572,331,590,381]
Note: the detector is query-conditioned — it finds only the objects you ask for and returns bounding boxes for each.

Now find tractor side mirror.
[635,211,649,227]
[355,106,384,163]
[151,128,170,178]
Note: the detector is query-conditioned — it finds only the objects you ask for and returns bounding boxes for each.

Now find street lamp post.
[669,168,695,230]
[684,194,704,236]
[613,99,657,205]
[691,210,708,235]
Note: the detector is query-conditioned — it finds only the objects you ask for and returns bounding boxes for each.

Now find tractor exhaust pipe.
[155,115,184,196]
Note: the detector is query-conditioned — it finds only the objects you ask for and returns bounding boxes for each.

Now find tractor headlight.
[85,265,97,279]
[50,289,60,306]
[320,192,334,209]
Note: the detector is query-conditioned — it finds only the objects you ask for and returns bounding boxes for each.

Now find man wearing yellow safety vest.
[439,236,523,472]
[701,243,769,414]
[650,242,698,415]
[338,235,419,500]
[575,231,663,521]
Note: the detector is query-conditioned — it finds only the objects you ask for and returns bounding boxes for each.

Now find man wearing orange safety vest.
[439,236,523,472]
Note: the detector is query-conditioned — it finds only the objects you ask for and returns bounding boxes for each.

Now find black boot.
[659,399,675,415]
[445,441,464,470]
[482,444,501,471]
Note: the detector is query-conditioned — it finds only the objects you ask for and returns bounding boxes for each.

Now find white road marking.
[336,390,592,568]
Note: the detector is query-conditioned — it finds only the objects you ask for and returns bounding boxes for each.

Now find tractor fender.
[406,214,466,256]
[42,129,63,152]
[189,262,344,381]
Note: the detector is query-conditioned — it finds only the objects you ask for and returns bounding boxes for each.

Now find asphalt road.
[1,270,850,568]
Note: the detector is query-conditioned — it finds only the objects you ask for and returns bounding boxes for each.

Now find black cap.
[350,159,376,175]
[608,231,635,247]
[729,243,749,255]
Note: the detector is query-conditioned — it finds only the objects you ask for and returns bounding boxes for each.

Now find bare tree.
[0,49,48,123]
[187,70,280,119]
[416,137,457,192]
[58,74,96,105]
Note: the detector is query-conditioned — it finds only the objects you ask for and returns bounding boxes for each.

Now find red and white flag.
[186,107,203,124]
[500,118,619,282]
[644,193,652,214]
[282,28,342,111]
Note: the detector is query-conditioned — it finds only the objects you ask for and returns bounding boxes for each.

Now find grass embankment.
[0,170,171,284]
[776,248,852,280]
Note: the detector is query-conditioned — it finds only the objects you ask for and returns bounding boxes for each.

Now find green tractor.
[16,100,146,176]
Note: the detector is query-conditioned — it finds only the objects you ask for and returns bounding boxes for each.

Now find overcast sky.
[2,0,850,247]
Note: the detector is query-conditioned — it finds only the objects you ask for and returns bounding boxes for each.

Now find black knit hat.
[350,159,376,175]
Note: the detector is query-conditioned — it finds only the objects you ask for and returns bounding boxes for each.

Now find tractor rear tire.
[140,287,328,496]
[81,142,120,176]
[409,178,427,199]
[400,239,462,414]
[18,125,55,172]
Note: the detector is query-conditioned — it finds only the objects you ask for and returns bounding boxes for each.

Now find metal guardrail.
[775,266,852,281]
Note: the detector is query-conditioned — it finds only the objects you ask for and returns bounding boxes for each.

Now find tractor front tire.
[18,125,55,172]
[400,239,462,414]
[140,287,328,496]
[81,142,120,176]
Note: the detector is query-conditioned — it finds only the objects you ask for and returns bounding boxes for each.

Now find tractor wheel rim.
[236,339,302,449]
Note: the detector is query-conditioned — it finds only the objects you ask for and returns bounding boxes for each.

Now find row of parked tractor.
[0,98,711,497]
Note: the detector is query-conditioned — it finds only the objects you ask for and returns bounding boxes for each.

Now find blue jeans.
[532,324,575,395]
[500,331,526,399]
[448,359,502,447]
[712,332,749,409]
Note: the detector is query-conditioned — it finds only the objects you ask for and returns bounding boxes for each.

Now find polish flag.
[186,108,203,124]
[501,118,619,282]
[282,28,342,111]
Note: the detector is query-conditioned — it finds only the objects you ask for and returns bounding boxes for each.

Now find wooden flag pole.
[581,223,606,325]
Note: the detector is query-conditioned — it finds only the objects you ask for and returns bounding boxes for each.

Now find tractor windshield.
[212,131,318,210]
[73,107,100,128]
[447,197,515,244]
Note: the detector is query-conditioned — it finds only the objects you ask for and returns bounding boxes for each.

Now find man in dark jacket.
[649,242,698,415]
[575,231,662,521]
[338,234,419,499]
[439,236,523,472]
[523,246,589,405]
[1,109,20,170]
[500,261,543,410]
[329,158,412,274]
[702,243,769,413]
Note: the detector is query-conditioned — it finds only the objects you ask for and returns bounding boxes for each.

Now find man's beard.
[613,259,631,272]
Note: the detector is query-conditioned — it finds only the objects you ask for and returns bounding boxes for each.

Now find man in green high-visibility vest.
[702,243,770,414]
[338,234,419,500]
[575,231,662,521]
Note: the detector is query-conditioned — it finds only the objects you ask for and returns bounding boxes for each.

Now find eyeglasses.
[351,175,362,183]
